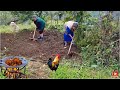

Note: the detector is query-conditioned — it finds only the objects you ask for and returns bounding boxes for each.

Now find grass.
[0,23,35,33]
[0,25,13,33]
[49,60,119,79]
[0,71,6,79]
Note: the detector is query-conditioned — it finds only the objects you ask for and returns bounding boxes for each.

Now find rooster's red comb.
[52,54,60,56]
[56,54,60,56]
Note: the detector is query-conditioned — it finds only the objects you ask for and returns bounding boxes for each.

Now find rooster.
[47,54,60,71]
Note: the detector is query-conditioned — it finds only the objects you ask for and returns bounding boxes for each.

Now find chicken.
[47,54,60,71]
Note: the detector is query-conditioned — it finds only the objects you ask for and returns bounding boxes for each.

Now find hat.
[32,15,38,18]
[73,22,78,28]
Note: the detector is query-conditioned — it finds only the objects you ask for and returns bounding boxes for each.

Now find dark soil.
[0,29,81,79]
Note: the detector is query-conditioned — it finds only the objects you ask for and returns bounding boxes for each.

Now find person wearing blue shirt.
[64,21,78,48]
[32,15,45,40]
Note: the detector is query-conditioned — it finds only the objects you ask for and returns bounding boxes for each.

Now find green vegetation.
[0,23,35,33]
[0,72,6,79]
[49,60,115,79]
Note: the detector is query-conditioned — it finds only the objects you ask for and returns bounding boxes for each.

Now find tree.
[11,11,43,23]
[0,11,13,25]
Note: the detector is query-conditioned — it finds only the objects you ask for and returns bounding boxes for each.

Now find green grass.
[18,23,35,30]
[0,25,13,33]
[0,23,35,33]
[0,71,6,79]
[49,60,119,79]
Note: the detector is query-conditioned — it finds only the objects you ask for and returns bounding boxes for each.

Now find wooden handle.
[32,30,36,38]
[67,39,73,55]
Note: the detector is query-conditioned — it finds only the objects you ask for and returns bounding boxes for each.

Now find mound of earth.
[1,30,80,62]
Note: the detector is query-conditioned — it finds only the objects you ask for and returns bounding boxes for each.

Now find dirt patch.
[27,60,49,79]
[0,30,81,79]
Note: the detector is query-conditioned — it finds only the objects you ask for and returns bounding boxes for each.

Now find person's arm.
[68,34,73,40]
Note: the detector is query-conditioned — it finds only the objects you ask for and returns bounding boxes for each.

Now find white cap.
[32,15,37,18]
[73,22,78,28]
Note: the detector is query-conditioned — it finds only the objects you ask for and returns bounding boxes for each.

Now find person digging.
[30,15,45,41]
[63,21,78,49]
